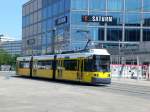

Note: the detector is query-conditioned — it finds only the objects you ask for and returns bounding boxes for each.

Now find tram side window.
[84,59,94,72]
[64,60,77,71]
[37,60,52,69]
[19,61,30,68]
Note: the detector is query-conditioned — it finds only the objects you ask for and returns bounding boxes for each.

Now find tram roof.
[17,56,32,61]
[57,49,110,58]
[17,49,110,61]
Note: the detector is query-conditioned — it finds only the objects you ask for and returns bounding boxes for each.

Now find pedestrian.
[131,72,134,79]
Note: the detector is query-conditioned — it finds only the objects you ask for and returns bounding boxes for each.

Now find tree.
[0,49,12,65]
[0,49,20,69]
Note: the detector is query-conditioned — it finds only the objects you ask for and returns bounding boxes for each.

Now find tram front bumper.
[92,77,111,85]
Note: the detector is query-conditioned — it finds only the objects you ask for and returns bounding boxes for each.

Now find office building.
[0,40,22,55]
[22,0,150,57]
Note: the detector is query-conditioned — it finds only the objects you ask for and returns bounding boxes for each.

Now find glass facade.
[107,0,123,11]
[143,29,150,41]
[22,0,70,55]
[107,28,122,41]
[71,0,88,10]
[125,29,140,41]
[125,0,141,11]
[89,0,106,11]
[22,0,150,55]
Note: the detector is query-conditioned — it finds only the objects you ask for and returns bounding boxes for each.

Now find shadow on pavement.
[12,76,107,87]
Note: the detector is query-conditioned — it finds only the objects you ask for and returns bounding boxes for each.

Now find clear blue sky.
[0,0,28,40]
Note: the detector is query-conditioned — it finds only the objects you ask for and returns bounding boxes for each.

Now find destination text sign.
[82,15,113,23]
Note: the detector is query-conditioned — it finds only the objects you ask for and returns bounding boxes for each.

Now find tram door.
[29,57,34,77]
[32,60,38,77]
[77,58,84,81]
[57,59,63,79]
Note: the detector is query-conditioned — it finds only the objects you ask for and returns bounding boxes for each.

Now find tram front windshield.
[93,55,110,72]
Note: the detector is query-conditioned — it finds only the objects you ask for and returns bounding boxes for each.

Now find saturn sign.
[82,15,113,23]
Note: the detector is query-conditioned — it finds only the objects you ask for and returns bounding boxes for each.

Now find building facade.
[0,40,22,55]
[22,0,150,55]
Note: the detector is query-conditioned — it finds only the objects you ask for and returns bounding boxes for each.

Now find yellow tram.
[16,49,111,85]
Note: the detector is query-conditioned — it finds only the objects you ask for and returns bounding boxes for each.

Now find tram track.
[108,83,150,94]
[92,82,150,99]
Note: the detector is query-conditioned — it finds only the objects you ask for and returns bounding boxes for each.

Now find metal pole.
[119,40,121,64]
[45,33,48,54]
[137,56,140,80]
[52,28,56,54]
[118,40,120,78]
